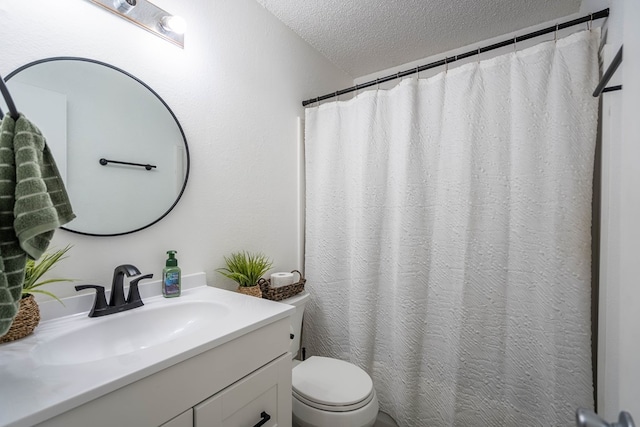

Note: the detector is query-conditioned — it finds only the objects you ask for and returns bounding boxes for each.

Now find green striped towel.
[0,114,75,336]
[0,115,22,335]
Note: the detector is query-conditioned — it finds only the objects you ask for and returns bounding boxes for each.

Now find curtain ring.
[589,13,593,31]
[513,37,517,52]
[334,91,339,103]
[376,78,380,91]
[477,49,480,63]
[554,24,559,43]
[397,71,401,82]
[416,66,420,80]
[444,57,448,73]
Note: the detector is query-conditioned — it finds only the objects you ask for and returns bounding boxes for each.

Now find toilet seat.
[292,356,375,412]
[293,388,375,412]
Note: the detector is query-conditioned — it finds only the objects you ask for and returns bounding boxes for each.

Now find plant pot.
[0,294,41,343]
[236,285,262,298]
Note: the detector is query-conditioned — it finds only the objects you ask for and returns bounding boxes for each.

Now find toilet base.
[292,389,379,427]
[373,411,399,427]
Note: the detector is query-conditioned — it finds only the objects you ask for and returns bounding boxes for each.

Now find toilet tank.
[280,290,310,359]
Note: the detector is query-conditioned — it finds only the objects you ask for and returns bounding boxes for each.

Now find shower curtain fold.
[304,29,600,427]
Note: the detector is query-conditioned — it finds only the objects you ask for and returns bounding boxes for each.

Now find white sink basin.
[33,301,230,365]
[0,274,295,427]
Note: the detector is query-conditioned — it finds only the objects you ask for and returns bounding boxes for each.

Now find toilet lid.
[292,356,374,408]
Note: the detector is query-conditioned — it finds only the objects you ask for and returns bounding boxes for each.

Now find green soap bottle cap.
[166,250,178,267]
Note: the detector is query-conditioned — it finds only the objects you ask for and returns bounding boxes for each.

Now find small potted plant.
[216,251,272,298]
[0,245,73,343]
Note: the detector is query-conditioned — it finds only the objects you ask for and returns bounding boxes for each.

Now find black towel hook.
[593,45,623,97]
[0,73,19,119]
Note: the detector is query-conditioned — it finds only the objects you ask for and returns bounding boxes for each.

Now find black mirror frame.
[5,57,190,237]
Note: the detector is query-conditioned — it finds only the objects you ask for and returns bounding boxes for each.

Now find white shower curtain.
[304,29,600,426]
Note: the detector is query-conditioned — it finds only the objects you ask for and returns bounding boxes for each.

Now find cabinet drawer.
[194,353,292,427]
[161,409,193,427]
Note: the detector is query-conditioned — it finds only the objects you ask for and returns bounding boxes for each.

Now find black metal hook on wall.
[593,45,623,97]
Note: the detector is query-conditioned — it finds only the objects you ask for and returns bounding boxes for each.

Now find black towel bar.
[99,158,157,171]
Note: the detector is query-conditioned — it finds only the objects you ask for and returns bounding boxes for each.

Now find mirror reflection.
[2,58,190,236]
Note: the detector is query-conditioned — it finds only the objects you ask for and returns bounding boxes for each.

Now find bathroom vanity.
[0,273,294,427]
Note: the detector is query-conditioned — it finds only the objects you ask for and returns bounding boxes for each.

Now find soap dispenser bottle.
[163,250,181,298]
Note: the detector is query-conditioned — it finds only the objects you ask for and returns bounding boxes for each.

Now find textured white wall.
[599,45,623,421]
[600,0,640,419]
[0,0,352,296]
[255,0,582,77]
[619,0,640,418]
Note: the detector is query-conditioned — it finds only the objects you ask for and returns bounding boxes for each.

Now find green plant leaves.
[22,245,74,304]
[216,251,273,287]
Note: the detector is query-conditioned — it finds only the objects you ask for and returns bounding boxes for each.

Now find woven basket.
[258,270,305,301]
[237,285,263,298]
[0,294,41,343]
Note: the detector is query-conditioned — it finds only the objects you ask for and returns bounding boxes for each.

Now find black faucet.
[109,264,141,307]
[75,264,154,317]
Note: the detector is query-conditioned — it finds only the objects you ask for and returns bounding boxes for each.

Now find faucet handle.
[127,273,154,308]
[75,285,108,317]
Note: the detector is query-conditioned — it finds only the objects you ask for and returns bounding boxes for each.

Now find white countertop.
[0,273,294,427]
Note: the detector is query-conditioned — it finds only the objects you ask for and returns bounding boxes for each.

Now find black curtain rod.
[302,8,610,107]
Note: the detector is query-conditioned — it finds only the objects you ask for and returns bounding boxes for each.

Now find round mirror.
[2,57,190,236]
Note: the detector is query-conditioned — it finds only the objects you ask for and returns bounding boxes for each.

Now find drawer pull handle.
[252,411,271,427]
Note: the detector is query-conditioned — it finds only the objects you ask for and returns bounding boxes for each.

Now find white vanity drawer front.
[194,353,292,427]
[161,409,193,427]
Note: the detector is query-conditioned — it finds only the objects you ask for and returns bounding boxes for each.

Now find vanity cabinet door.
[194,353,292,427]
[161,409,193,427]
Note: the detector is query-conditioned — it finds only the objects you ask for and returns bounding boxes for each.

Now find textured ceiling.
[255,0,583,78]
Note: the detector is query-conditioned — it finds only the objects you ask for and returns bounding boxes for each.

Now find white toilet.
[282,291,379,427]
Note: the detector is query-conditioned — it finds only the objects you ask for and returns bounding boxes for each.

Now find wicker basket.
[236,285,263,298]
[258,270,305,301]
[0,294,41,343]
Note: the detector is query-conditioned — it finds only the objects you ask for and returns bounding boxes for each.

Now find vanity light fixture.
[90,0,185,48]
[160,15,186,35]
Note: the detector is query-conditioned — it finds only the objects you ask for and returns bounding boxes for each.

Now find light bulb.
[160,15,186,35]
